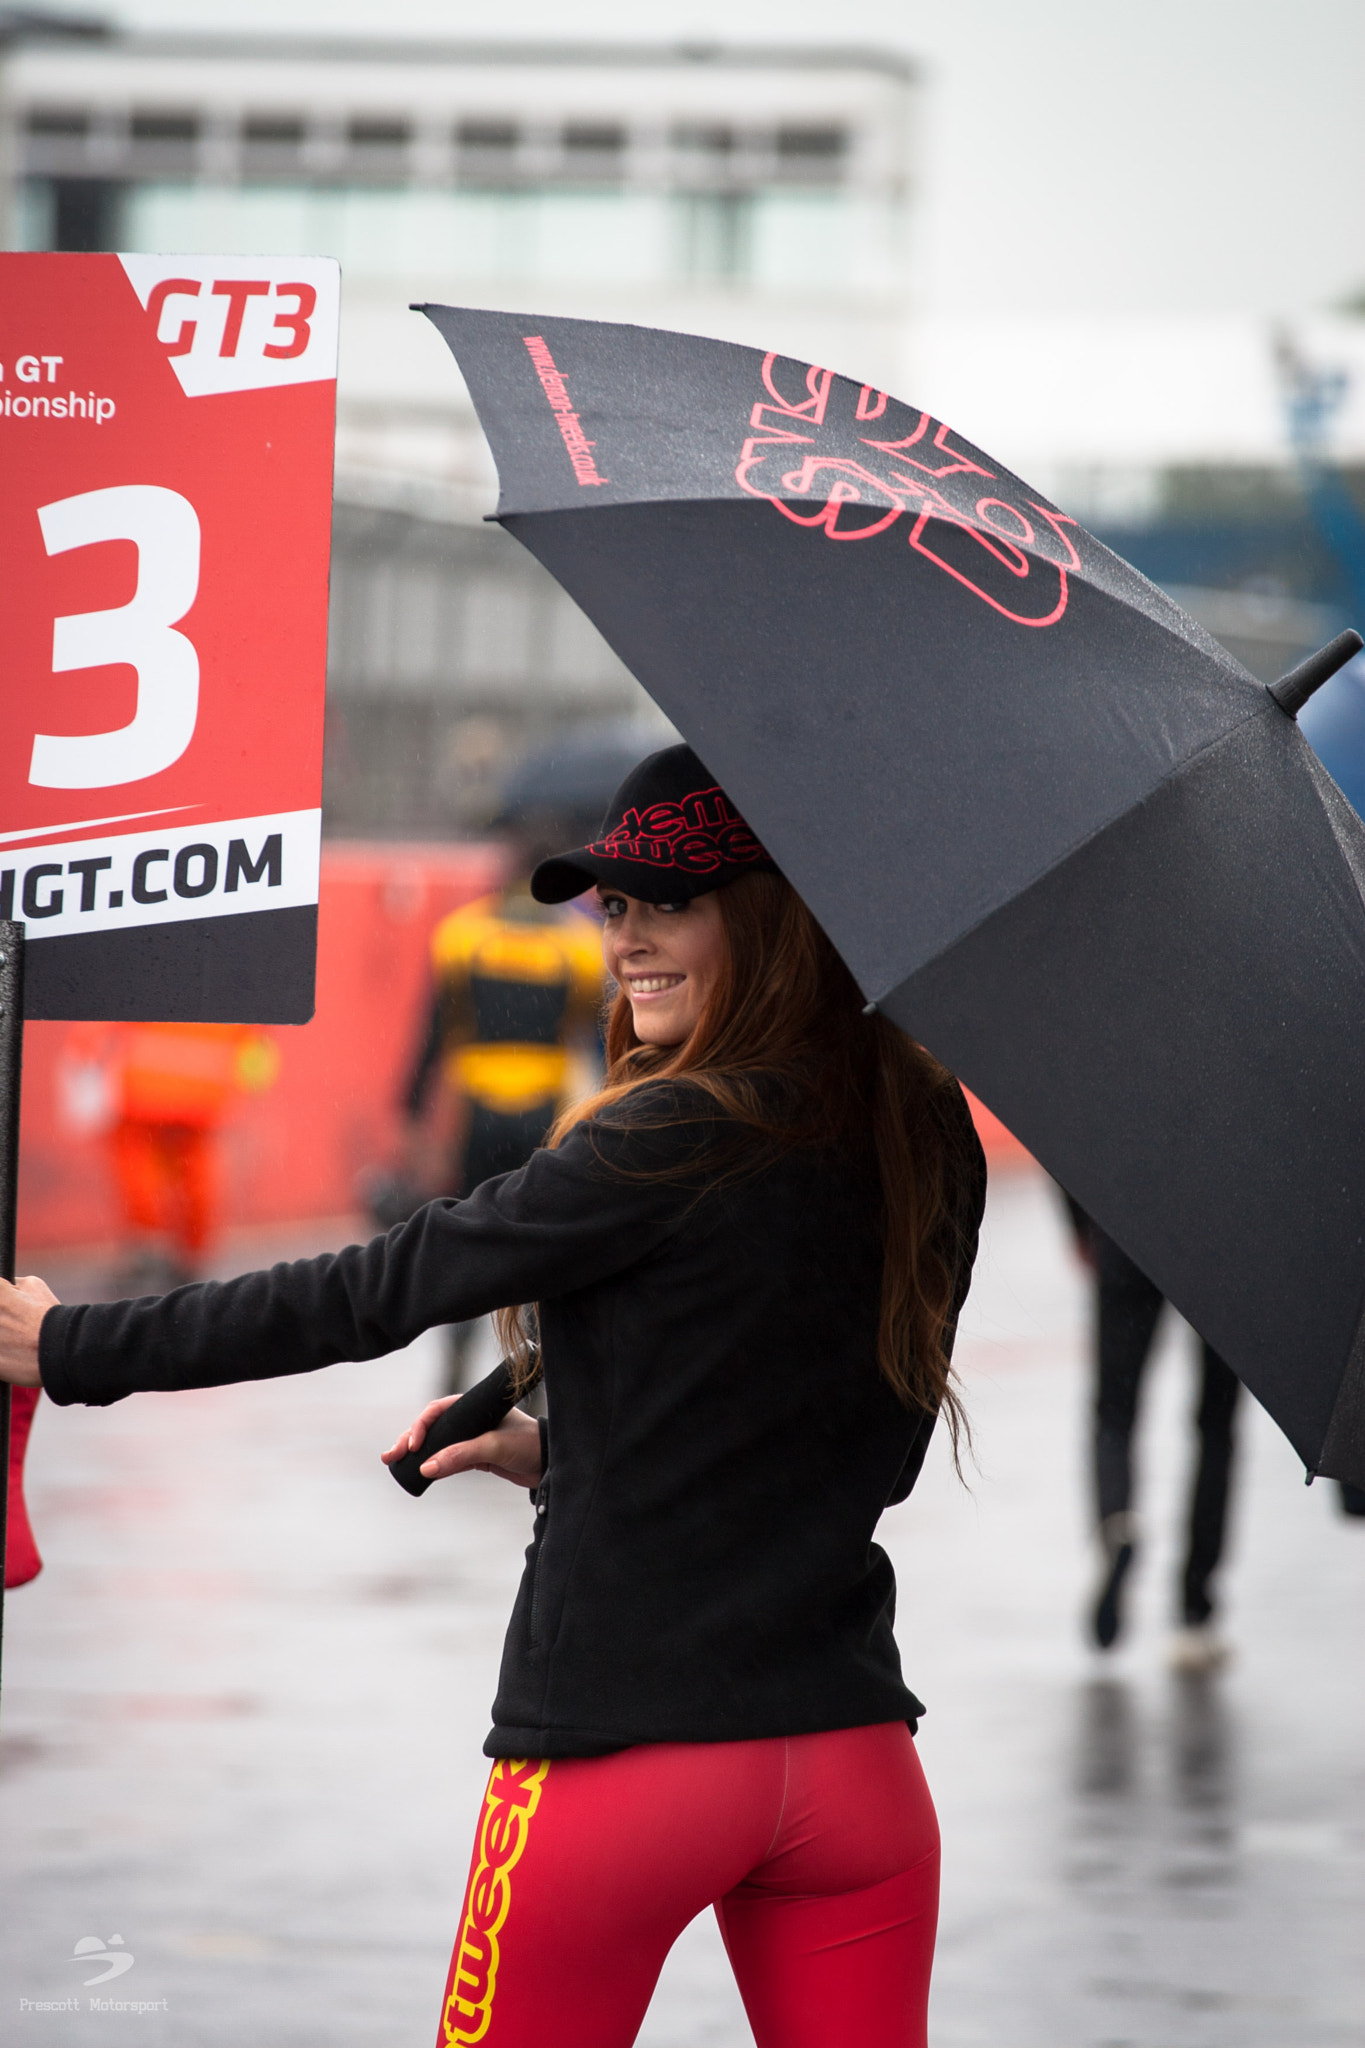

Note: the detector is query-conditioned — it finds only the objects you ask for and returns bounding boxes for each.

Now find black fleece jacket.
[40,1079,986,1758]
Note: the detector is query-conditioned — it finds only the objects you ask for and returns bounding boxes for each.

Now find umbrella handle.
[1269,629,1364,717]
[387,1355,528,1497]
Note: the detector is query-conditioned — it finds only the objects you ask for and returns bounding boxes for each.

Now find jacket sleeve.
[38,1104,695,1408]
[884,1078,989,1506]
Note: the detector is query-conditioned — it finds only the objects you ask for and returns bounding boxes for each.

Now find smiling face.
[597,886,728,1047]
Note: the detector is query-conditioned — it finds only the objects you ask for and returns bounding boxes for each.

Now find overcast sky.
[94,0,1365,321]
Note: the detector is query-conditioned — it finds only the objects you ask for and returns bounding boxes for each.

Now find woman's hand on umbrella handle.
[381,1398,543,1489]
[0,1276,59,1388]
[383,1392,459,1466]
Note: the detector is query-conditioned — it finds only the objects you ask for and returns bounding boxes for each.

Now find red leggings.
[436,1721,939,2048]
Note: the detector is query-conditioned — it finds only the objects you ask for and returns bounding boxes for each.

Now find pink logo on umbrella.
[736,354,1081,629]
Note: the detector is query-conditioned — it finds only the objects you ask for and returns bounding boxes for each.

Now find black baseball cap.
[530,743,779,905]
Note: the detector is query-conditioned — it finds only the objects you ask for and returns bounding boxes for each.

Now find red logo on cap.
[590,785,768,875]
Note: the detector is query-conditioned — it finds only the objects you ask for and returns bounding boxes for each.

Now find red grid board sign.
[0,253,337,1023]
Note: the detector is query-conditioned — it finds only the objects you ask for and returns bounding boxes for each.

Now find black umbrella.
[420,305,1365,1488]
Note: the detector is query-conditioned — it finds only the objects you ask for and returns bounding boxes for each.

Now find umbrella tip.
[1269,629,1364,718]
[862,1001,878,1017]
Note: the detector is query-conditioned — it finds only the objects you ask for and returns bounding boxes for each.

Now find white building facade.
[5,32,917,499]
[1,28,919,829]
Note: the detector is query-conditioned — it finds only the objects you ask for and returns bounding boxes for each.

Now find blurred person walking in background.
[61,1021,279,1292]
[1064,1198,1240,1670]
[402,855,603,1391]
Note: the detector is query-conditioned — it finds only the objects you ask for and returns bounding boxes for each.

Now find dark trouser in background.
[1093,1227,1241,1626]
[445,1101,557,1395]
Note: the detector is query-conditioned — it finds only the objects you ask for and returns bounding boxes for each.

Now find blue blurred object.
[496,716,676,831]
[1301,658,1365,819]
[1270,335,1365,818]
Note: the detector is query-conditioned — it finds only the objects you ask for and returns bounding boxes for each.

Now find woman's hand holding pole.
[0,1276,57,1388]
[381,1395,543,1490]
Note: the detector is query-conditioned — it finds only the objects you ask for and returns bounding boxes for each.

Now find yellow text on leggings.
[443,1758,549,2045]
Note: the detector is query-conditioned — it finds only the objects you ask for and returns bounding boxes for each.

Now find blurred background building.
[7,10,1365,840]
[2,19,918,833]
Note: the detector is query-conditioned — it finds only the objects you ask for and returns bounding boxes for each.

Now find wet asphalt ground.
[1,1167,1362,2047]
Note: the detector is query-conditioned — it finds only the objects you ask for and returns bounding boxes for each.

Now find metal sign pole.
[0,920,27,1715]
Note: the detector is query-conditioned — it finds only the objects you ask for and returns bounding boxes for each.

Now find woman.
[0,745,986,2048]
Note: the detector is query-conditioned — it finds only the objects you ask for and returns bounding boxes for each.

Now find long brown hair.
[496,872,974,1460]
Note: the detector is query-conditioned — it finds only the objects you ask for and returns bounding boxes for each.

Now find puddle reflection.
[1072,1671,1237,1813]
[1073,1676,1139,1800]
[1168,1669,1236,1813]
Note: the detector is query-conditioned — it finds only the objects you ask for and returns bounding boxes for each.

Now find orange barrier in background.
[17,842,505,1255]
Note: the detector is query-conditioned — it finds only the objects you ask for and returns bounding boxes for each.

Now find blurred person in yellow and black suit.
[403,873,604,1390]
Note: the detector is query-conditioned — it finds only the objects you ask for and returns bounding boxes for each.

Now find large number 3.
[29,485,201,789]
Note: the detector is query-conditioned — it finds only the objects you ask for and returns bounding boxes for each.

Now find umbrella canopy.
[422,305,1365,1487]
